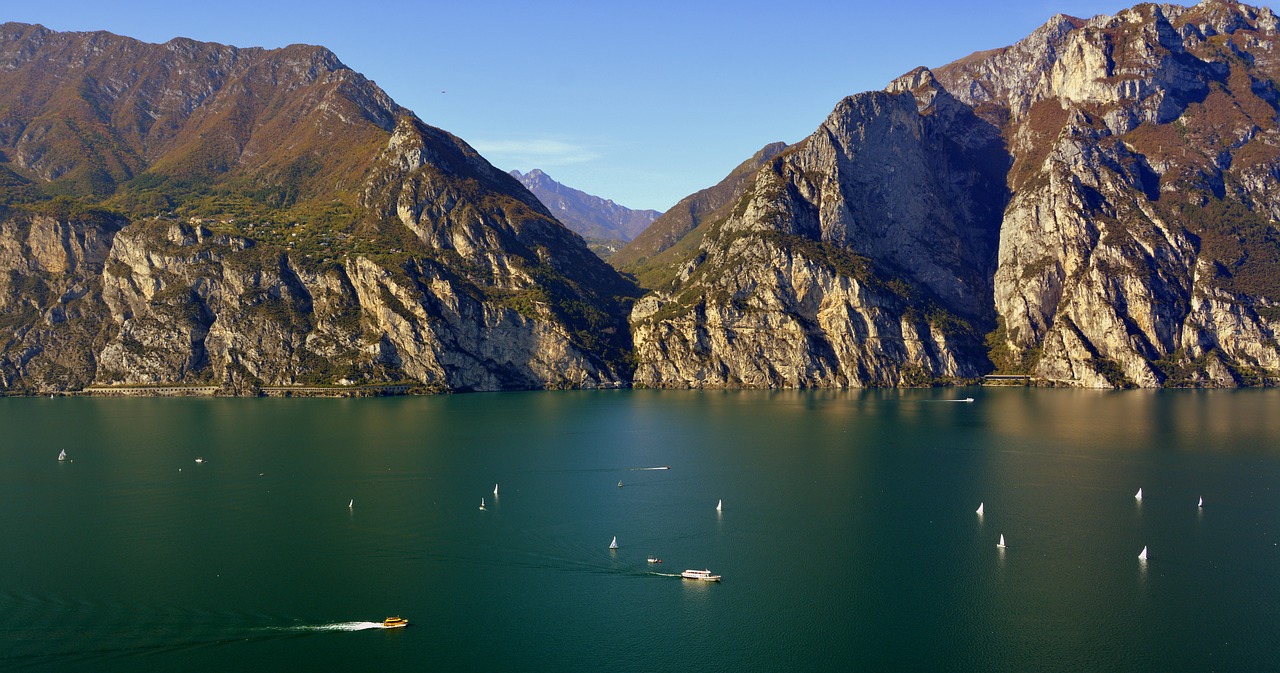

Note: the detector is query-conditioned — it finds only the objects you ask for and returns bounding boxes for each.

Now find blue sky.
[6,0,1244,211]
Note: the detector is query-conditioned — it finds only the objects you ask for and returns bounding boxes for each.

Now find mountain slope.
[508,169,660,253]
[611,141,786,284]
[936,0,1280,386]
[629,0,1280,389]
[0,23,639,393]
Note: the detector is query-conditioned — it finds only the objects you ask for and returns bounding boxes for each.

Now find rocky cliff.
[509,168,661,256]
[628,0,1280,388]
[937,0,1280,387]
[0,24,637,393]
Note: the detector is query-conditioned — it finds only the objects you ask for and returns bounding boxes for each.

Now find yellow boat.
[382,616,409,629]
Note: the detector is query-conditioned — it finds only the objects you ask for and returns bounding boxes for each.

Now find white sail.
[479,497,486,510]
[57,449,66,461]
[618,480,623,488]
[348,499,353,509]
[494,483,499,496]
[976,502,984,515]
[716,499,722,512]
[1198,496,1203,508]
[1138,546,1148,561]
[997,534,1006,548]
[609,536,618,549]
[1135,488,1143,500]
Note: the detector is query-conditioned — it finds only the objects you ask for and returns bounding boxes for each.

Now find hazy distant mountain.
[509,169,661,251]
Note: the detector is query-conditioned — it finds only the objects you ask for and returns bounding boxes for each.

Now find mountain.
[611,141,788,286]
[508,168,660,255]
[0,23,639,393]
[628,0,1280,388]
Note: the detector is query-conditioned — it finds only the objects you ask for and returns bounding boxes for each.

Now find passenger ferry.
[680,569,721,582]
[382,616,409,628]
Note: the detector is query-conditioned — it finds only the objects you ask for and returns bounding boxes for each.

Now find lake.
[2,388,1278,671]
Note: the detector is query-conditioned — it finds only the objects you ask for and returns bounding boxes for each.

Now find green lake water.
[1,388,1278,671]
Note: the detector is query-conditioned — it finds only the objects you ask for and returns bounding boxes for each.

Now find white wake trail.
[286,621,386,632]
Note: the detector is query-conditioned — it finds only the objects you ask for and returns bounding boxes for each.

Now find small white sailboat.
[997,534,1006,548]
[348,499,354,509]
[1138,545,1148,561]
[479,497,486,511]
[1135,488,1143,501]
[618,480,623,488]
[58,449,67,462]
[1198,496,1203,508]
[609,536,618,550]
[976,502,984,516]
[494,483,499,496]
[716,499,722,512]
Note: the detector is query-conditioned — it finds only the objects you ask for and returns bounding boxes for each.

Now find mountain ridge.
[0,21,640,393]
[508,168,660,255]
[627,0,1280,388]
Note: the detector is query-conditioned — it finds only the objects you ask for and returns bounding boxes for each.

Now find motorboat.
[647,557,662,563]
[681,569,721,581]
[382,616,409,628]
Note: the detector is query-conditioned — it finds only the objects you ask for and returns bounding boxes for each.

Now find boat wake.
[626,466,671,471]
[279,621,387,632]
[649,572,683,578]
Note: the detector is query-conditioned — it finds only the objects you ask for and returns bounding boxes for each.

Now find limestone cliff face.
[630,75,1006,388]
[0,209,629,393]
[631,0,1280,389]
[939,0,1280,387]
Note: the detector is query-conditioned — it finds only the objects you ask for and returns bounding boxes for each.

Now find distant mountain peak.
[508,169,661,251]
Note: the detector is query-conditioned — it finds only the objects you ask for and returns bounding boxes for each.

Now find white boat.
[716,499,722,512]
[494,483,499,496]
[1198,496,1203,508]
[58,449,66,462]
[1135,488,1142,501]
[681,569,721,582]
[479,497,486,510]
[963,397,975,402]
[618,480,623,488]
[609,536,618,550]
[976,502,984,515]
[348,499,354,509]
[195,457,205,464]
[997,534,1006,548]
[647,557,662,564]
[1139,545,1148,561]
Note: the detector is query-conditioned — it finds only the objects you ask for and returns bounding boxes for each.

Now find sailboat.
[1198,496,1203,508]
[1135,488,1143,501]
[479,497,486,511]
[348,499,354,509]
[609,536,618,550]
[494,483,499,496]
[997,534,1006,548]
[976,502,984,515]
[57,449,66,462]
[1138,545,1148,561]
[716,499,722,512]
[618,480,623,488]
